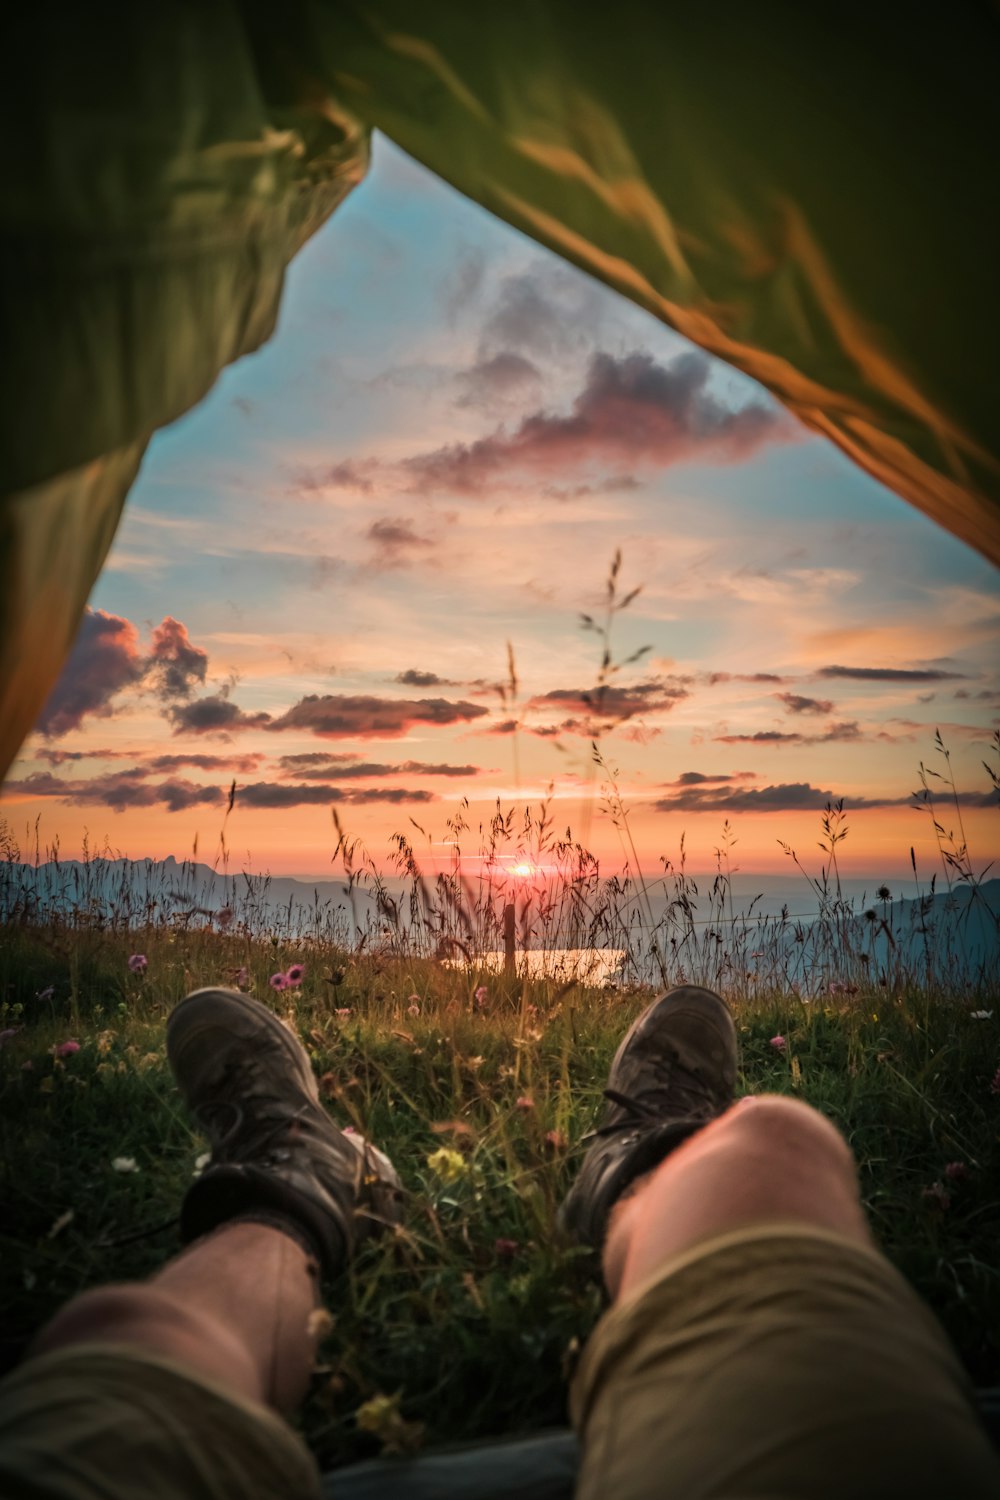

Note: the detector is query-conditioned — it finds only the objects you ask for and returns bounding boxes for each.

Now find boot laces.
[591,1051,713,1139]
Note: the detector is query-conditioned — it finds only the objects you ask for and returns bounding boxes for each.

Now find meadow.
[1,775,998,1471]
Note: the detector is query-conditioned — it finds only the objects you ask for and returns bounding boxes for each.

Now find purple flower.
[770,1035,786,1051]
[944,1161,968,1181]
[474,985,488,1008]
[53,1040,80,1058]
[269,972,289,992]
[285,963,305,986]
[36,986,55,1002]
[0,1027,22,1049]
[127,954,147,974]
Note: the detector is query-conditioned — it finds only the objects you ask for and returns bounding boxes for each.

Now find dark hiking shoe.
[167,987,403,1277]
[561,985,738,1249]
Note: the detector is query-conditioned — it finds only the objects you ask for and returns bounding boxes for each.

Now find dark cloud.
[668,771,757,786]
[4,770,222,813]
[819,665,967,682]
[777,692,836,715]
[396,669,444,687]
[291,459,374,497]
[534,679,690,724]
[367,517,434,567]
[35,747,129,765]
[36,610,146,737]
[478,273,577,360]
[168,694,272,736]
[148,617,209,700]
[148,753,262,773]
[651,781,954,813]
[402,351,789,496]
[707,671,788,685]
[264,694,490,739]
[715,722,862,746]
[235,783,437,809]
[276,758,479,781]
[455,351,542,410]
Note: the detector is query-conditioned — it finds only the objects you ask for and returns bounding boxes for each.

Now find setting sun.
[510,862,537,878]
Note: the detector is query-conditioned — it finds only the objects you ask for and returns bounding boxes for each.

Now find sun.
[510,862,537,878]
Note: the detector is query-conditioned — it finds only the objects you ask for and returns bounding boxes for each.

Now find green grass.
[1,925,999,1469]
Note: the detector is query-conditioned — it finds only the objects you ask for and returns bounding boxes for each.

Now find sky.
[3,136,998,882]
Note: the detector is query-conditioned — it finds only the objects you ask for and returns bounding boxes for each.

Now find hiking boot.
[561,985,738,1248]
[167,987,403,1277]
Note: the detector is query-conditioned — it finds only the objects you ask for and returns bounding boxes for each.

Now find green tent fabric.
[2,2,999,784]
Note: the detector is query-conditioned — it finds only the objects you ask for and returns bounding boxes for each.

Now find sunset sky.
[3,136,998,881]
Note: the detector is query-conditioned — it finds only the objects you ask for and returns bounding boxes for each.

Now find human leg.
[565,987,1000,1500]
[0,988,403,1500]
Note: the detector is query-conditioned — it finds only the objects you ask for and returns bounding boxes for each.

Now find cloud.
[264,694,490,739]
[455,351,542,410]
[234,783,437,808]
[478,272,579,360]
[777,692,836,715]
[148,753,263,773]
[651,781,961,813]
[169,693,272,736]
[147,617,209,700]
[396,669,445,687]
[292,459,374,496]
[35,747,130,765]
[706,672,788,685]
[277,757,479,781]
[666,771,758,786]
[35,607,216,738]
[715,722,862,746]
[36,610,146,737]
[4,770,223,813]
[533,679,690,725]
[367,517,434,567]
[401,350,790,496]
[819,665,968,682]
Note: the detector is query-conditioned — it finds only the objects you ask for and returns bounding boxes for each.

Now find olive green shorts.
[1,1228,996,1500]
[570,1223,1000,1500]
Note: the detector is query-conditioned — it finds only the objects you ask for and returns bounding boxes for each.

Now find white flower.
[970,1010,993,1021]
[192,1151,211,1177]
[112,1156,140,1173]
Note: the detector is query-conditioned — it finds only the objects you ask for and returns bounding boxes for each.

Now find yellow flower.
[426,1147,467,1183]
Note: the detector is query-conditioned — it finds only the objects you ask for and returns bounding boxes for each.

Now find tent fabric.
[2,2,998,782]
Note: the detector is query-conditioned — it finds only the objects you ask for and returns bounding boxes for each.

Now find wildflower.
[922,1180,950,1211]
[0,1027,21,1049]
[494,1237,519,1259]
[36,986,55,1001]
[53,1040,80,1058]
[193,1151,211,1177]
[285,964,305,987]
[335,1007,352,1018]
[234,967,249,987]
[515,1096,535,1112]
[426,1147,467,1183]
[112,1157,140,1174]
[269,973,289,992]
[770,1035,786,1051]
[474,985,488,1008]
[544,1129,568,1151]
[407,1003,420,1016]
[127,954,147,974]
[944,1161,968,1181]
[970,1010,993,1021]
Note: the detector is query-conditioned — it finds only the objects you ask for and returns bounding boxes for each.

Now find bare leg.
[29,1224,321,1413]
[603,1094,873,1301]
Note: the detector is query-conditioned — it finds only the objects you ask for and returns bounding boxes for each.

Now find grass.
[1,921,999,1470]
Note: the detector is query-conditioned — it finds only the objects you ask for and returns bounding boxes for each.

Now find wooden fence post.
[503,902,516,975]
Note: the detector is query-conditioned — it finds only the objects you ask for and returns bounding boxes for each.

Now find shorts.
[1,1226,996,1500]
[570,1222,1000,1499]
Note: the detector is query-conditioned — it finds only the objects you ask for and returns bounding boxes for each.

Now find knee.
[717,1094,855,1171]
[31,1285,176,1358]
